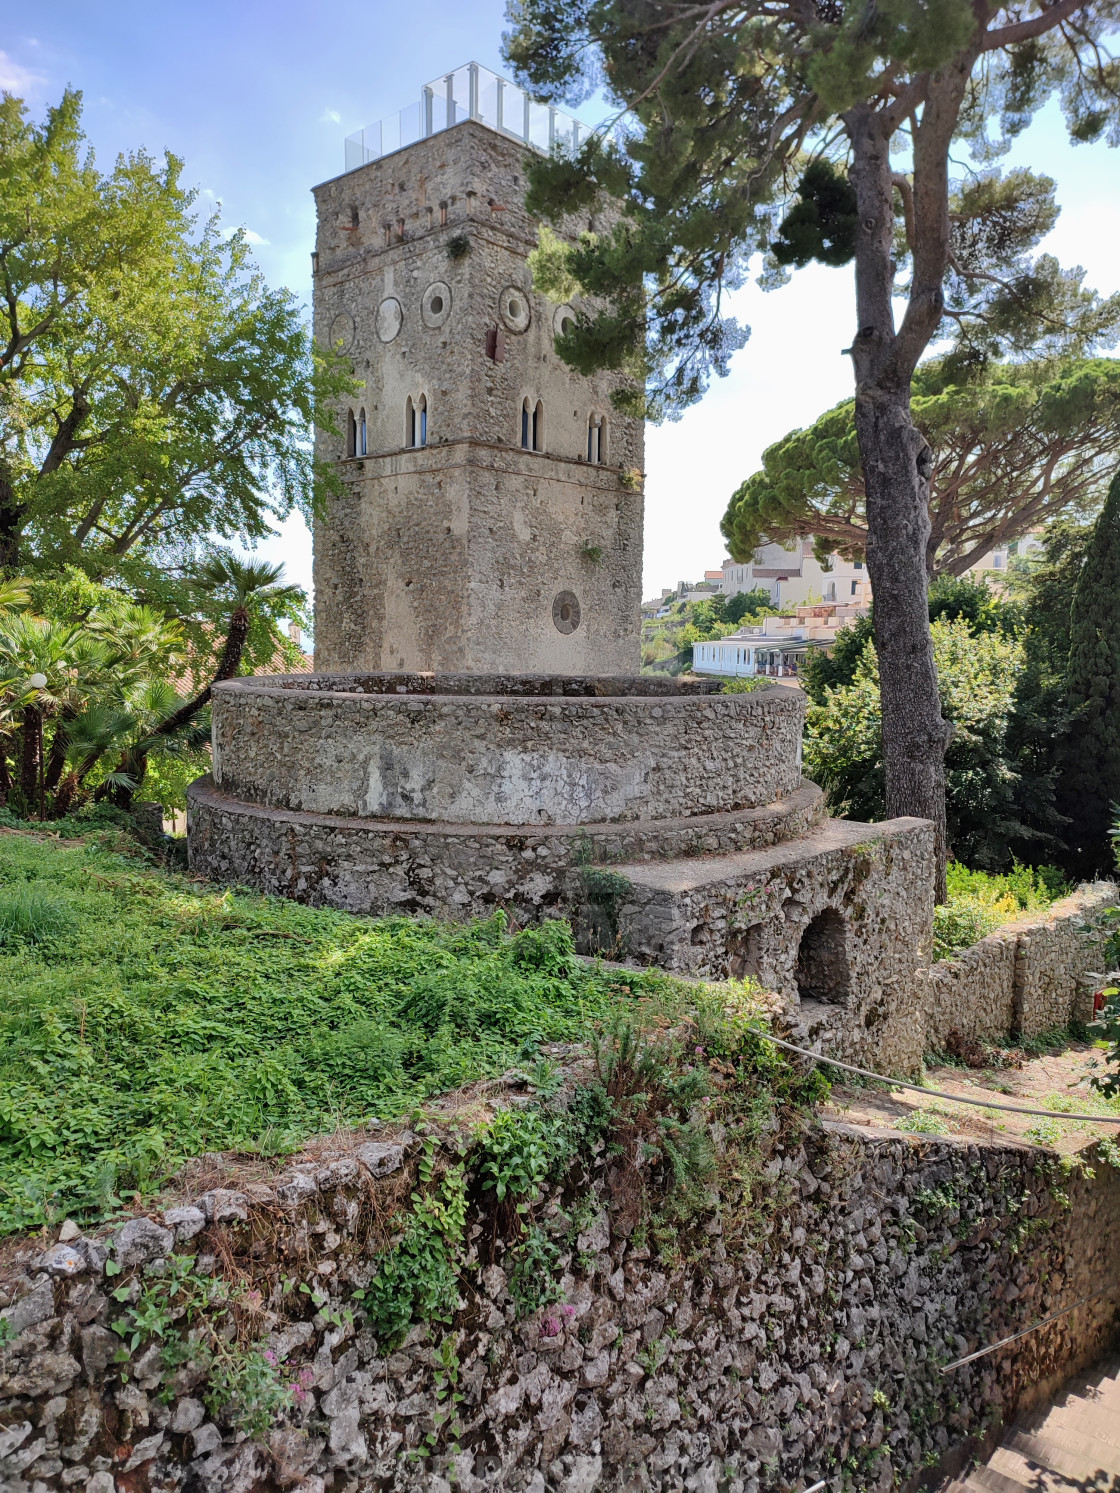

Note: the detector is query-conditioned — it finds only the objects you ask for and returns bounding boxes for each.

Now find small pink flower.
[263,1349,278,1367]
[291,1384,307,1405]
[541,1315,561,1338]
[560,1304,576,1322]
[297,1367,315,1389]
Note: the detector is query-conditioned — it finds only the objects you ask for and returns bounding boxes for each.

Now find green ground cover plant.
[0,826,663,1234]
[932,862,1070,961]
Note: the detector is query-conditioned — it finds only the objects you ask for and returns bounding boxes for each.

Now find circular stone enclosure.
[209,672,805,827]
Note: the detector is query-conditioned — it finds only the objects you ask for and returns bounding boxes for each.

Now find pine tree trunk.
[846,105,951,899]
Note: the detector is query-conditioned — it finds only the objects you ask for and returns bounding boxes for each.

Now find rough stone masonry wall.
[3,1106,1118,1493]
[187,778,827,925]
[207,678,805,827]
[921,882,1115,1052]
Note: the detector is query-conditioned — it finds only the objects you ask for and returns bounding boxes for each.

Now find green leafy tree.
[804,614,1061,868]
[1059,469,1120,877]
[723,356,1120,576]
[0,90,352,578]
[505,0,1120,895]
[724,588,774,626]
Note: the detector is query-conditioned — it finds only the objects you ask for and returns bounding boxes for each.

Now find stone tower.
[311,70,644,675]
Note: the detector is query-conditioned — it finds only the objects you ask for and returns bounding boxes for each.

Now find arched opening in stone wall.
[795,908,851,1005]
[358,408,367,457]
[346,408,356,458]
[533,400,544,452]
[521,397,531,450]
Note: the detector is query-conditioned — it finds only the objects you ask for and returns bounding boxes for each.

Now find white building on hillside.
[693,602,869,680]
[720,541,870,609]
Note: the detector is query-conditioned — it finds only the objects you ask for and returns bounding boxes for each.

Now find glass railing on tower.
[344,62,596,171]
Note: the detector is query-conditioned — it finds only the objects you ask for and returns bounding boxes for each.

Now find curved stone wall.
[187,778,827,922]
[209,674,805,826]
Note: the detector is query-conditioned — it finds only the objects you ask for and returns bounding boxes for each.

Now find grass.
[932,862,1071,961]
[0,826,675,1236]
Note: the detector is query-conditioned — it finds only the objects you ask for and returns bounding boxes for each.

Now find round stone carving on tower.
[327,311,355,352]
[376,297,403,342]
[553,304,576,338]
[499,286,532,333]
[553,591,581,634]
[421,281,452,328]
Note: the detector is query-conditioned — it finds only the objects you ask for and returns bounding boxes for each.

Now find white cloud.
[0,49,46,94]
[242,229,269,245]
[319,107,342,125]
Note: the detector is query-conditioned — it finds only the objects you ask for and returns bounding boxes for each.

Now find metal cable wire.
[750,1030,1120,1126]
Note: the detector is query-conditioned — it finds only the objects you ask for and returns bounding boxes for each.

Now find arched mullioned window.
[521,398,531,450]
[533,400,544,453]
[418,394,427,447]
[358,409,367,457]
[346,409,357,458]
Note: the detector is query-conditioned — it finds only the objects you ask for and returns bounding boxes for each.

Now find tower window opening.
[358,409,367,457]
[587,414,607,464]
[406,395,428,449]
[521,398,531,450]
[533,400,544,452]
[346,409,356,458]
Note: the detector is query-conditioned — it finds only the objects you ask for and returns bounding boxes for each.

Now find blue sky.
[4,5,1119,602]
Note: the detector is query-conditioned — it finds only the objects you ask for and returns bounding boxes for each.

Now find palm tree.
[100,554,302,809]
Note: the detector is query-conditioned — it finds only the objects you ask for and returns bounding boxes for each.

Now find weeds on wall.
[355,982,829,1354]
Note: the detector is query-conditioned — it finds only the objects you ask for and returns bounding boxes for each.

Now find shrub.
[0,883,75,947]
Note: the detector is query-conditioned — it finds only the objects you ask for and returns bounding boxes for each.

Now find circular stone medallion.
[327,310,355,352]
[499,285,532,333]
[376,297,403,342]
[421,281,452,329]
[553,303,576,339]
[552,591,581,634]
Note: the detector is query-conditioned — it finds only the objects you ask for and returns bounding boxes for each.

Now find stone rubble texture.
[2,1105,1118,1493]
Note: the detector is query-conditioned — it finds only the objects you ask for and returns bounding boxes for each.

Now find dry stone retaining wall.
[3,1101,1118,1493]
[921,883,1115,1052]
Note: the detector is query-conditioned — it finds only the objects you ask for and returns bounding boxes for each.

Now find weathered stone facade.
[3,1101,1118,1493]
[206,674,805,825]
[612,818,936,1076]
[312,121,644,676]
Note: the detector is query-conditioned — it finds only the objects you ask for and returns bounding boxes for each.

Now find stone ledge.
[611,816,932,895]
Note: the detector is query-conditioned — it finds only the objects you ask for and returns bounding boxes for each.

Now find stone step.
[987,1446,1094,1492]
[1003,1426,1120,1480]
[959,1461,1038,1493]
[1021,1403,1120,1465]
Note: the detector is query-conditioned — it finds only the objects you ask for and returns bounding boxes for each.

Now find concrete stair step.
[992,1438,1115,1488]
[1006,1425,1120,1479]
[962,1461,1039,1493]
[1021,1405,1120,1466]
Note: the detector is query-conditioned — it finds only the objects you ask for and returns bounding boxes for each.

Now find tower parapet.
[311,72,643,675]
